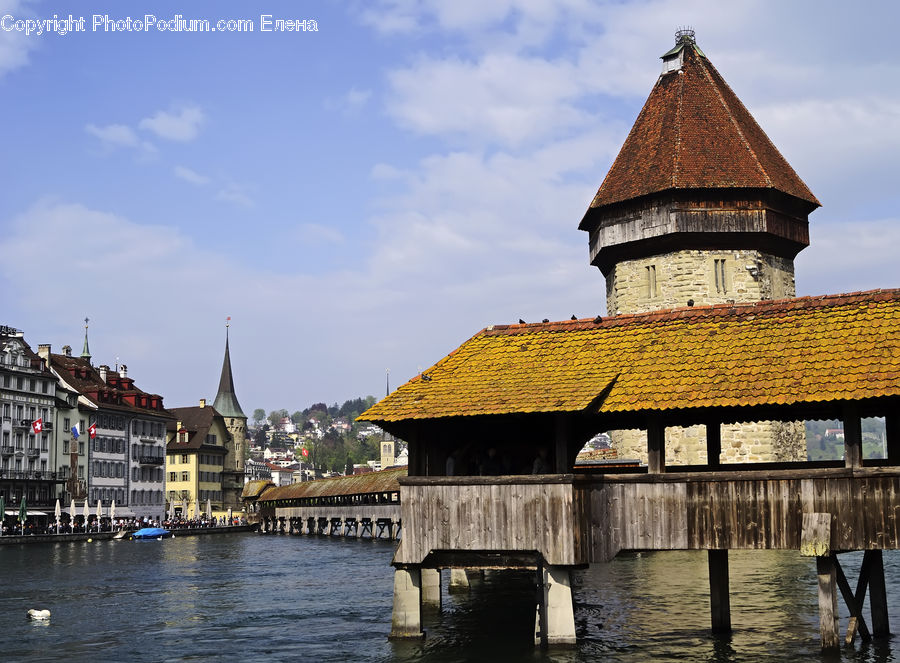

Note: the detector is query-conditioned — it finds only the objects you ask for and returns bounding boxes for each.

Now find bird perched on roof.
[421,373,432,382]
[594,315,603,324]
[571,315,577,320]
[542,319,549,323]
[518,318,526,324]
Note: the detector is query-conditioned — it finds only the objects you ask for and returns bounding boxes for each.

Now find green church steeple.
[213,319,245,419]
[80,317,91,362]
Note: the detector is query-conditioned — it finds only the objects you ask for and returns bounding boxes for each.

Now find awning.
[3,510,47,516]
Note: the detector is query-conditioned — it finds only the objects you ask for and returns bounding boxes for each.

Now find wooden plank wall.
[395,480,586,566]
[589,472,900,561]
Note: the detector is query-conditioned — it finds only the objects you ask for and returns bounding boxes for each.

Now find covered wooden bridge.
[360,289,900,649]
[244,467,404,539]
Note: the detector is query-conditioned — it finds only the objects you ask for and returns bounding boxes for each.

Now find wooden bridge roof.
[360,289,900,425]
[257,467,406,503]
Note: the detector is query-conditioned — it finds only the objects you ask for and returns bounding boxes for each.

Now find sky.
[2,0,899,415]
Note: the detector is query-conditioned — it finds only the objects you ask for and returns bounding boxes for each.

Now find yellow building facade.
[165,400,230,518]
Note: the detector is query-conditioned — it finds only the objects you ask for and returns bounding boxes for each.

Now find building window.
[63,439,69,453]
[64,417,70,432]
[182,471,189,481]
[714,258,728,294]
[181,454,188,464]
[646,264,657,298]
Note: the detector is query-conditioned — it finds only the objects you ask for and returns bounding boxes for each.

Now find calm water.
[1,533,899,662]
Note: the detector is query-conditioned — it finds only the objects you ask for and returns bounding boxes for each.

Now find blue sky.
[2,0,899,414]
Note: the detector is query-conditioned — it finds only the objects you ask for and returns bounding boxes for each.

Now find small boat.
[132,527,172,540]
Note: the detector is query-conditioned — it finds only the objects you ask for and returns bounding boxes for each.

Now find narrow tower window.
[646,265,657,298]
[714,259,727,294]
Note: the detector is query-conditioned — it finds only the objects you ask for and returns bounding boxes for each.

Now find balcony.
[0,470,59,481]
[1,446,13,456]
[43,422,53,431]
[26,448,40,458]
[139,455,164,466]
[12,419,29,430]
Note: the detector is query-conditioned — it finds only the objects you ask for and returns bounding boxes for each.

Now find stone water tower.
[578,30,820,463]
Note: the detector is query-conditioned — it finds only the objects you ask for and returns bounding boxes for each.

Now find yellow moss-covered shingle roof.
[360,290,900,423]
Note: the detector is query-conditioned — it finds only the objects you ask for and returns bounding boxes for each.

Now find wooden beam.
[706,422,721,467]
[647,419,665,474]
[833,555,870,643]
[886,414,900,465]
[843,403,863,469]
[867,550,890,637]
[816,555,841,650]
[708,550,731,633]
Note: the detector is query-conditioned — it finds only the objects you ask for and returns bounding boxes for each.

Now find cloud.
[796,218,900,296]
[0,0,38,77]
[215,183,254,208]
[386,53,594,147]
[139,105,205,142]
[294,223,345,245]
[174,165,211,186]
[85,123,156,153]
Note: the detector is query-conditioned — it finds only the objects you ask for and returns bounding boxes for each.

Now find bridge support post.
[421,568,442,610]
[708,549,731,633]
[449,568,470,593]
[390,566,424,639]
[816,555,841,650]
[534,565,576,646]
[868,550,890,637]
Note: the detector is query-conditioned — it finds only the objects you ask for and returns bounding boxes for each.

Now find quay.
[0,524,256,546]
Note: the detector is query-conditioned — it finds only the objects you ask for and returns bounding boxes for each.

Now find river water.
[1,533,898,662]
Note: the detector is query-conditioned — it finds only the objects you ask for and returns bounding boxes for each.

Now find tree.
[252,408,266,426]
[291,410,304,424]
[267,409,288,428]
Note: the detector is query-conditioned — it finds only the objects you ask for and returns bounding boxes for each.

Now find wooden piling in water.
[707,550,731,633]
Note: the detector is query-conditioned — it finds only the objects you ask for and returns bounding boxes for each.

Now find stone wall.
[605,249,795,315]
[613,421,809,465]
[605,248,806,464]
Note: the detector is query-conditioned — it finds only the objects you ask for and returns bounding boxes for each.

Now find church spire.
[80,317,91,362]
[213,317,246,419]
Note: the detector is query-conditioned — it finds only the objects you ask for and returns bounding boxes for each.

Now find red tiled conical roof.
[584,39,819,215]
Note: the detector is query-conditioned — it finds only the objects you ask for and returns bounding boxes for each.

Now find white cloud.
[174,165,211,186]
[294,223,345,245]
[386,53,593,147]
[0,0,38,77]
[85,123,156,153]
[215,183,254,208]
[139,105,205,142]
[797,218,900,296]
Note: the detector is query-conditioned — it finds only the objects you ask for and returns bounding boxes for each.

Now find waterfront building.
[43,335,171,521]
[166,401,230,517]
[244,457,271,483]
[0,326,62,512]
[577,30,818,464]
[212,324,247,512]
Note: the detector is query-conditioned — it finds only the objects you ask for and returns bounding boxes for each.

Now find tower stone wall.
[606,250,796,315]
[606,250,806,464]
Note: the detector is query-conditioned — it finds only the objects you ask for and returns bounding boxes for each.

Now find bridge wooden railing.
[394,475,590,567]
[589,466,900,561]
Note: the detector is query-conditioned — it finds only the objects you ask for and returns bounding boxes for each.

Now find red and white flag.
[302,448,309,457]
[88,423,97,439]
[31,418,42,434]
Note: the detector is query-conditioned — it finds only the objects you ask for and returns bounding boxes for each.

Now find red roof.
[583,40,819,217]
